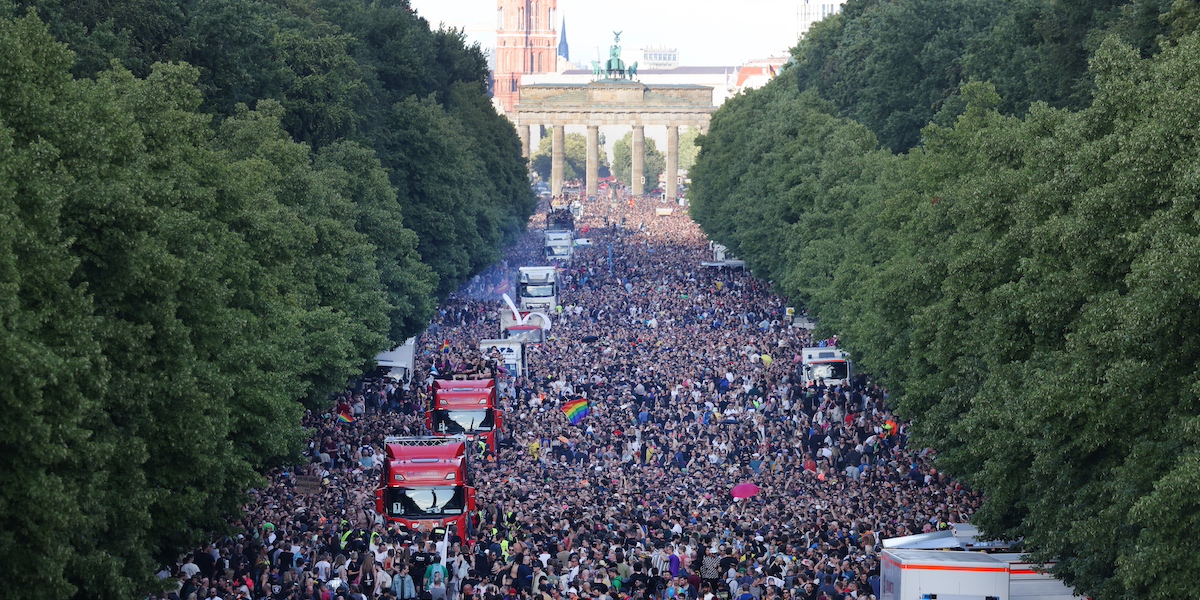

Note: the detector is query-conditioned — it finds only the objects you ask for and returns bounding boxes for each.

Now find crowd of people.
[154,184,982,600]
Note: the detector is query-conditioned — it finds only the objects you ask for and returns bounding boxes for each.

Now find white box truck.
[800,346,852,387]
[478,339,526,377]
[545,231,573,262]
[374,337,417,381]
[518,266,558,312]
[881,550,1009,600]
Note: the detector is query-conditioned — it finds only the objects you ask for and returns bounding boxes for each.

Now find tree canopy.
[530,132,610,183]
[612,131,665,191]
[0,1,530,597]
[689,1,1200,597]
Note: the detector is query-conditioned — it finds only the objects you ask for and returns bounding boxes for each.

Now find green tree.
[611,131,664,191]
[530,132,602,181]
[315,141,437,342]
[677,127,701,173]
[691,29,1200,599]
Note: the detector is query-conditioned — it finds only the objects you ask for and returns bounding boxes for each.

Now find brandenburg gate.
[514,33,715,199]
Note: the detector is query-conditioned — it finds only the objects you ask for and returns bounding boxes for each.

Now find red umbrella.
[731,482,761,499]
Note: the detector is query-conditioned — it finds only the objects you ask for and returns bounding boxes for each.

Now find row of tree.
[689,0,1200,598]
[0,0,533,597]
[530,132,612,182]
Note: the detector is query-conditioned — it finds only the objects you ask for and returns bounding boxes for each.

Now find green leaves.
[0,1,526,596]
[691,17,1200,599]
[531,132,604,182]
[612,131,665,191]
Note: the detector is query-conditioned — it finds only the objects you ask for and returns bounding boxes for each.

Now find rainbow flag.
[440,340,451,354]
[561,399,589,425]
[337,412,354,424]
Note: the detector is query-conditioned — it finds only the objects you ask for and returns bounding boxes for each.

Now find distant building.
[639,46,678,70]
[494,0,559,115]
[735,57,789,91]
[799,0,847,37]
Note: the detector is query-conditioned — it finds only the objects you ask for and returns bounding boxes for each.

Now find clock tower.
[494,0,558,115]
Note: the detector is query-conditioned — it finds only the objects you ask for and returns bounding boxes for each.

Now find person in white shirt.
[315,554,332,581]
[180,556,201,578]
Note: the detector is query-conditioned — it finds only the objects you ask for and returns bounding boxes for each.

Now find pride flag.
[337,412,355,424]
[561,399,589,425]
[440,340,451,354]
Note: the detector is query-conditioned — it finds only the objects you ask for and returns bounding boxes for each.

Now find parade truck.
[545,230,574,262]
[879,549,1086,600]
[546,208,575,232]
[498,309,551,344]
[800,346,852,388]
[518,266,558,311]
[479,339,526,377]
[373,337,417,381]
[376,436,477,545]
[428,379,504,453]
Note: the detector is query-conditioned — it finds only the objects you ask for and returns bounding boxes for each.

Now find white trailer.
[701,242,746,268]
[375,337,417,381]
[881,550,1009,600]
[478,339,526,377]
[992,555,1086,600]
[800,346,852,387]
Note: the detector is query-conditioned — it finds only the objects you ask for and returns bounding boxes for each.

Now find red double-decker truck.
[427,379,504,453]
[375,436,477,544]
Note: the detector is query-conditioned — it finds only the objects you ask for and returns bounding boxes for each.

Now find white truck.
[374,337,417,381]
[478,339,526,377]
[701,242,746,269]
[800,346,852,387]
[880,549,1085,600]
[498,310,550,344]
[544,230,573,262]
[517,266,558,312]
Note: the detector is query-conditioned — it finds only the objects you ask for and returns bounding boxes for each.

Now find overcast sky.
[408,0,806,67]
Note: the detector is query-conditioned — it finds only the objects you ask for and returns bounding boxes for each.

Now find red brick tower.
[495,0,558,115]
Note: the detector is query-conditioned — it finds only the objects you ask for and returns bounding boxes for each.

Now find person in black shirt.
[717,549,737,580]
[411,542,434,591]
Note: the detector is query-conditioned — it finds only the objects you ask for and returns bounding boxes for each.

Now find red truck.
[427,379,504,453]
[375,436,477,544]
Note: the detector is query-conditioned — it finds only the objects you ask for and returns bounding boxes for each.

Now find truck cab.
[800,347,852,387]
[427,380,503,453]
[375,437,477,544]
[544,231,574,262]
[518,266,558,312]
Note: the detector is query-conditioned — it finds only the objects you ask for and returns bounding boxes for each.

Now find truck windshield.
[505,328,543,343]
[812,362,849,381]
[520,284,555,298]
[432,409,495,433]
[546,246,570,257]
[385,486,467,517]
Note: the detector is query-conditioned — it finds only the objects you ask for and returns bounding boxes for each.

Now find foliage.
[611,131,665,191]
[530,132,603,182]
[677,127,701,174]
[10,0,534,302]
[787,0,1190,152]
[0,1,527,597]
[691,24,1200,599]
